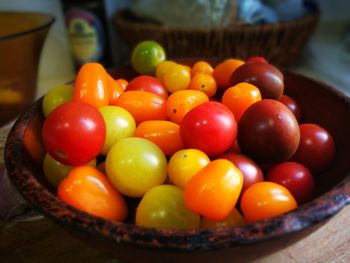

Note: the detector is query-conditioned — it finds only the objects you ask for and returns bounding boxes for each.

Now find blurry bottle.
[62,0,112,69]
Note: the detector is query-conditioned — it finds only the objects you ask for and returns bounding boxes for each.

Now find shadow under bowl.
[4,65,350,263]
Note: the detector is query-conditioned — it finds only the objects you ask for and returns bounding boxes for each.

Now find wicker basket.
[114,8,319,66]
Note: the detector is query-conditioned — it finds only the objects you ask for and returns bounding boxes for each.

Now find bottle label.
[66,8,105,65]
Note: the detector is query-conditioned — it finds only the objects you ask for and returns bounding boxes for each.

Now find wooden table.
[1,127,350,263]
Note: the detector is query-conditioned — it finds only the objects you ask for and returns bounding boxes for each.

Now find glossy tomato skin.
[184,159,243,221]
[219,152,264,193]
[57,166,127,221]
[240,181,297,223]
[180,101,237,156]
[125,75,168,99]
[42,101,106,166]
[291,124,335,174]
[230,62,284,100]
[73,63,109,109]
[267,162,315,204]
[279,95,302,123]
[238,99,300,164]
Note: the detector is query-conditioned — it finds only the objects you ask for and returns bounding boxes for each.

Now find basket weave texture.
[114,8,319,66]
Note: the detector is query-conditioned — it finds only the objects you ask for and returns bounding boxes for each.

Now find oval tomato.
[126,75,168,99]
[57,166,127,221]
[42,101,106,166]
[73,63,109,108]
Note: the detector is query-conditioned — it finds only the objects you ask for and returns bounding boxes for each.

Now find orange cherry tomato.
[191,61,214,76]
[166,90,209,124]
[200,207,245,228]
[73,62,109,108]
[116,78,128,91]
[57,166,127,221]
[134,120,184,156]
[222,82,262,122]
[116,90,167,124]
[213,59,244,91]
[106,73,124,105]
[184,159,243,221]
[240,181,298,223]
[188,73,217,98]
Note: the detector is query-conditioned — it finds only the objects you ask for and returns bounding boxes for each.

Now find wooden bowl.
[4,63,350,263]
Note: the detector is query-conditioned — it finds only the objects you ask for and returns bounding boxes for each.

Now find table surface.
[1,127,350,263]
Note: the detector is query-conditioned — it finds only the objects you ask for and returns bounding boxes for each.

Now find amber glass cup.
[0,12,54,127]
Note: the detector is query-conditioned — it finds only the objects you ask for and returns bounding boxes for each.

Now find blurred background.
[0,0,348,98]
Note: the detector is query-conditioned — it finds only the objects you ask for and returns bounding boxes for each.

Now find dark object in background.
[62,0,112,69]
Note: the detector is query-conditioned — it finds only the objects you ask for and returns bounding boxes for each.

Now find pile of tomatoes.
[41,41,336,229]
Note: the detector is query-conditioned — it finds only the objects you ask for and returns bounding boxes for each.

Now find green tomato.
[43,153,96,187]
[131,40,166,75]
[105,137,167,197]
[136,184,200,229]
[99,106,136,155]
[42,85,73,117]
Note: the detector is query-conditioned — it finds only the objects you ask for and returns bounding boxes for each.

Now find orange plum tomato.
[126,75,168,99]
[106,73,124,105]
[116,78,128,91]
[200,207,245,228]
[42,101,106,166]
[42,84,73,117]
[136,185,200,229]
[219,152,264,193]
[221,82,262,122]
[184,159,243,221]
[267,162,315,205]
[134,120,184,156]
[43,154,96,188]
[99,106,136,155]
[188,73,217,98]
[180,101,237,156]
[73,62,109,108]
[191,61,214,76]
[240,181,297,223]
[116,90,167,124]
[213,58,244,91]
[57,166,127,221]
[105,137,167,198]
[168,149,210,188]
[131,40,166,75]
[291,123,335,174]
[166,90,209,124]
[163,63,191,93]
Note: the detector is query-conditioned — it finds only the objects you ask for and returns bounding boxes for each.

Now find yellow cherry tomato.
[200,208,245,228]
[163,64,191,93]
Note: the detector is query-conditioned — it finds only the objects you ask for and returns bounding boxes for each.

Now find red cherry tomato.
[219,152,264,193]
[180,101,237,156]
[279,95,302,123]
[42,101,106,166]
[73,63,109,108]
[245,56,268,63]
[267,162,315,204]
[125,75,168,99]
[240,182,298,223]
[57,166,127,221]
[291,123,335,174]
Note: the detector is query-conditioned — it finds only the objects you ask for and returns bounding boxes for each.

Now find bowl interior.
[4,63,350,256]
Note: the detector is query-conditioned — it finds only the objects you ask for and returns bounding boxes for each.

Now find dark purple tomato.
[180,101,237,157]
[267,162,315,205]
[230,62,284,100]
[219,152,264,193]
[279,95,302,123]
[238,99,300,164]
[291,123,335,174]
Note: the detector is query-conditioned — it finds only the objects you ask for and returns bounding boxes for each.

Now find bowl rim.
[4,70,350,251]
